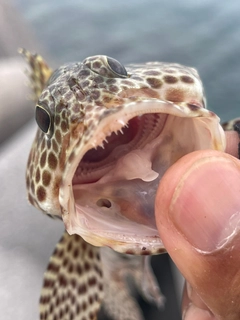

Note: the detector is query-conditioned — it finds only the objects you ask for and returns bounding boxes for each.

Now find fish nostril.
[96,198,112,208]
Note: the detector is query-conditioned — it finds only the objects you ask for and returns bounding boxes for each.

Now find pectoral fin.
[40,231,104,320]
[100,248,164,320]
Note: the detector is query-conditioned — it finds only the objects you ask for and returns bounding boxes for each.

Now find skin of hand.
[155,131,240,320]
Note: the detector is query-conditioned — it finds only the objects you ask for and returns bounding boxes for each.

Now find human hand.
[155,131,240,320]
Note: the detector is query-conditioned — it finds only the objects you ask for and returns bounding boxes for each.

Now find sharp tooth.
[90,141,97,148]
[119,128,124,134]
[117,119,126,126]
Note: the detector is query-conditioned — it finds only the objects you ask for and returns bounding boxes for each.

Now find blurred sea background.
[1,1,240,319]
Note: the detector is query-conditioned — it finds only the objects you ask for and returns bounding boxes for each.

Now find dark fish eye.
[106,57,128,78]
[35,105,52,136]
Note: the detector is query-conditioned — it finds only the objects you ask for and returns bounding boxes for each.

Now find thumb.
[155,150,240,320]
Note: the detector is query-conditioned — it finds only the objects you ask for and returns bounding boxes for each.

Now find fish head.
[25,54,225,254]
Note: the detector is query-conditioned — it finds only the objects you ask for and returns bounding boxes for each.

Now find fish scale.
[20,49,226,319]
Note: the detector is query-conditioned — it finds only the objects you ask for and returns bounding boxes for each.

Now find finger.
[225,131,239,158]
[155,150,240,319]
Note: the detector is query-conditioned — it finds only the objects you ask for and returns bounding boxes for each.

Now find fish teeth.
[90,141,97,149]
[117,119,126,126]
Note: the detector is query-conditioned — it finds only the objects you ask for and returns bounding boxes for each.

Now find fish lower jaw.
[63,209,165,255]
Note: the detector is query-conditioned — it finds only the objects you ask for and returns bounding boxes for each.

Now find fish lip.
[59,98,225,254]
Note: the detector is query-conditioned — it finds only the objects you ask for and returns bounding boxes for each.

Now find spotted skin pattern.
[21,49,224,320]
[40,232,103,320]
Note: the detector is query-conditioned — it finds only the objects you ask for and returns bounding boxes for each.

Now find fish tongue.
[99,149,159,183]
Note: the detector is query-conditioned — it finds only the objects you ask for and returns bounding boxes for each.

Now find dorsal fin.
[19,48,52,101]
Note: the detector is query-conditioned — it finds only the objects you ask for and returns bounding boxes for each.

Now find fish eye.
[35,104,53,136]
[106,57,128,78]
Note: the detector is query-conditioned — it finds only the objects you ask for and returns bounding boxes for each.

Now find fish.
[20,49,225,320]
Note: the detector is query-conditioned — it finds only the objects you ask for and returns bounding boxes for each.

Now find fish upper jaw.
[59,98,225,254]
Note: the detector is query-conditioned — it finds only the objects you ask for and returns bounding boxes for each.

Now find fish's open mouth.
[61,99,225,254]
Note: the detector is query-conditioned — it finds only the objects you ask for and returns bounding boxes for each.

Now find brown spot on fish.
[88,249,93,259]
[94,75,104,84]
[61,120,67,133]
[146,77,162,88]
[89,296,93,305]
[88,277,97,286]
[73,248,79,258]
[82,301,87,311]
[67,240,72,252]
[125,249,134,255]
[91,90,100,100]
[141,249,151,255]
[109,85,119,93]
[157,248,167,254]
[48,262,59,273]
[78,284,87,295]
[37,186,46,202]
[84,262,90,271]
[93,61,101,69]
[40,150,47,168]
[106,78,116,85]
[163,75,178,84]
[79,69,90,78]
[57,249,64,258]
[56,101,66,114]
[48,152,58,170]
[77,265,83,276]
[35,167,41,183]
[55,114,61,126]
[180,75,194,83]
[81,80,90,88]
[63,258,68,267]
[59,274,68,287]
[98,283,103,291]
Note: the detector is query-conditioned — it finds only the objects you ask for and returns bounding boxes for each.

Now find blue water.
[15,0,240,122]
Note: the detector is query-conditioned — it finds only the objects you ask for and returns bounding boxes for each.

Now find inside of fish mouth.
[72,110,200,231]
